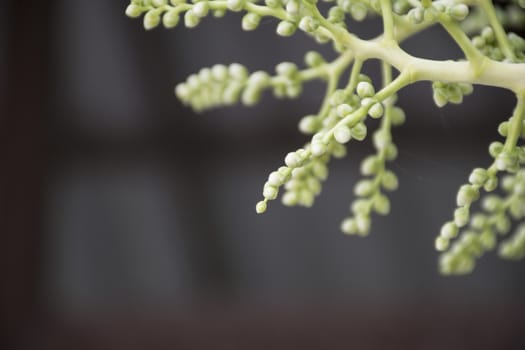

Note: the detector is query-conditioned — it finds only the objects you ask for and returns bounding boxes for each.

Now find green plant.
[126,0,525,275]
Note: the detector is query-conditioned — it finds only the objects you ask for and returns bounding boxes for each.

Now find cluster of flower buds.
[439,169,525,274]
[407,0,468,24]
[175,61,309,111]
[471,26,525,62]
[340,106,404,236]
[432,82,473,108]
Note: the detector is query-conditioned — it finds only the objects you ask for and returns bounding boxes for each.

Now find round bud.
[407,8,424,24]
[373,195,390,215]
[304,51,325,67]
[435,236,450,251]
[267,171,285,187]
[276,62,298,78]
[175,83,191,101]
[228,63,248,81]
[381,171,398,191]
[354,180,375,197]
[373,130,390,150]
[263,184,278,200]
[286,0,301,15]
[311,141,327,157]
[299,115,318,134]
[356,81,375,98]
[336,104,353,118]
[489,141,504,158]
[276,21,296,37]
[441,222,459,239]
[256,201,267,213]
[498,121,509,137]
[144,10,161,30]
[211,64,228,81]
[126,4,143,18]
[299,16,319,33]
[163,9,180,28]
[432,88,448,107]
[334,125,352,144]
[368,102,384,119]
[152,0,168,6]
[350,3,367,21]
[350,122,367,141]
[242,13,261,31]
[227,0,245,12]
[468,168,488,185]
[449,4,469,21]
[282,191,298,206]
[248,71,271,87]
[391,107,406,126]
[341,218,358,235]
[285,152,302,168]
[351,199,369,215]
[184,10,200,28]
[483,176,498,192]
[456,184,480,206]
[328,6,345,23]
[355,215,371,236]
[193,2,209,18]
[360,156,379,175]
[454,206,470,227]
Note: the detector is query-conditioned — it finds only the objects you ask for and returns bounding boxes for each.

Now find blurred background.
[1,0,525,349]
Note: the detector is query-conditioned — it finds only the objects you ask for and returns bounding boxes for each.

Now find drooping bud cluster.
[432,82,473,108]
[438,101,525,274]
[340,106,404,236]
[175,61,310,111]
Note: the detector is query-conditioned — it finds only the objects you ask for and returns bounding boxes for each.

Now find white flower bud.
[334,125,352,144]
[354,180,375,197]
[456,185,480,206]
[227,0,245,12]
[144,10,161,30]
[435,236,450,251]
[299,16,319,33]
[356,81,375,98]
[282,191,298,206]
[336,104,353,118]
[373,194,390,215]
[468,168,488,185]
[341,218,358,235]
[350,123,367,141]
[454,206,470,227]
[368,102,384,119]
[267,171,285,187]
[440,222,458,239]
[242,13,261,31]
[360,156,379,175]
[276,21,296,37]
[381,171,398,191]
[126,4,143,18]
[263,184,278,200]
[193,2,209,18]
[449,4,469,21]
[311,141,327,157]
[228,63,248,81]
[285,152,302,168]
[163,9,180,28]
[184,10,200,28]
[299,115,318,134]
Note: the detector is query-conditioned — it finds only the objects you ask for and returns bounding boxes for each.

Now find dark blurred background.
[1,0,525,349]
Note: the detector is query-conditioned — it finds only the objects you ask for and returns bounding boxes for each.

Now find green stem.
[346,59,364,93]
[380,0,395,41]
[438,16,485,70]
[478,0,516,61]
[504,94,525,151]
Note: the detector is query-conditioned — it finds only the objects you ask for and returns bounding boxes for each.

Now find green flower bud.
[163,9,180,28]
[276,21,296,36]
[482,195,501,212]
[263,184,279,200]
[282,191,299,206]
[480,230,496,250]
[350,122,367,141]
[454,206,470,227]
[285,151,303,168]
[286,0,301,15]
[341,218,358,235]
[456,184,480,206]
[144,10,161,30]
[299,16,319,33]
[242,13,261,31]
[373,130,390,150]
[433,88,448,107]
[408,8,424,24]
[126,4,143,18]
[227,0,245,12]
[449,4,469,21]
[241,87,262,106]
[331,143,347,158]
[391,107,406,126]
[336,104,353,118]
[351,199,370,215]
[360,97,375,107]
[356,214,371,236]
[328,6,345,23]
[368,102,384,119]
[311,140,327,157]
[470,214,487,230]
[299,115,318,134]
[373,194,390,215]
[193,2,209,18]
[334,125,352,144]
[481,27,495,43]
[468,168,488,185]
[248,71,271,87]
[304,51,325,67]
[256,200,267,213]
[213,9,226,17]
[350,3,367,21]
[483,176,498,192]
[495,214,511,234]
[299,189,315,207]
[361,156,380,175]
[354,179,375,197]
[441,222,458,239]
[211,64,228,81]
[488,141,504,158]
[184,10,200,28]
[152,0,168,6]
[472,36,485,49]
[229,63,248,81]
[435,236,450,251]
[267,171,285,187]
[381,171,398,191]
[276,62,298,78]
[356,81,375,98]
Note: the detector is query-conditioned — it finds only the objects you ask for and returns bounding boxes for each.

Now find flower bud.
[163,9,180,28]
[193,2,209,18]
[356,81,375,98]
[456,184,480,206]
[144,10,161,30]
[276,21,296,36]
[126,4,143,18]
[368,102,384,119]
[350,122,367,141]
[242,13,261,31]
[256,201,267,213]
[184,10,200,28]
[441,222,458,239]
[334,125,352,144]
